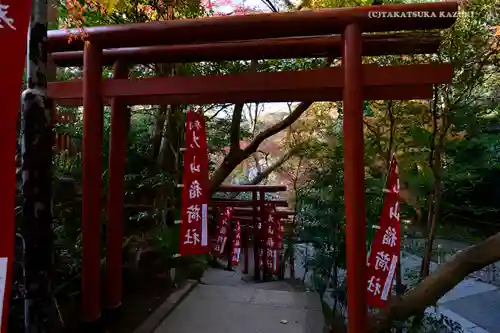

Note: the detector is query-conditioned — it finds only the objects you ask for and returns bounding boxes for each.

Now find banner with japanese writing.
[260,209,278,273]
[179,110,210,255]
[213,207,232,255]
[366,155,400,308]
[273,219,284,275]
[0,1,32,332]
[231,220,241,265]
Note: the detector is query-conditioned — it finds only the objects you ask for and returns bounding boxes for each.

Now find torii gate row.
[211,185,293,281]
[45,2,458,332]
[209,210,295,278]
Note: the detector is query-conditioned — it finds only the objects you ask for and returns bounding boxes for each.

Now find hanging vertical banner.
[0,1,32,332]
[366,155,400,308]
[273,219,284,275]
[258,219,264,270]
[260,209,277,273]
[213,207,232,255]
[231,220,242,265]
[179,110,210,255]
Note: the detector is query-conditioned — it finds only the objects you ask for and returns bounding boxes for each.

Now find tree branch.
[230,103,244,151]
[260,0,279,12]
[244,101,313,155]
[209,58,331,192]
[369,231,500,332]
[249,146,298,185]
[281,0,305,10]
[241,59,334,156]
[229,61,259,151]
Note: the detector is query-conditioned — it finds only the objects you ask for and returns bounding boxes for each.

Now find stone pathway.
[154,267,325,333]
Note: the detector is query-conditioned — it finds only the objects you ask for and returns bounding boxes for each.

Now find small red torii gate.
[42,3,457,332]
[212,185,294,281]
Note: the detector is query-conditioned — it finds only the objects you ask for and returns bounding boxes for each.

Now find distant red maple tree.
[64,0,257,25]
[203,0,260,15]
[62,0,257,41]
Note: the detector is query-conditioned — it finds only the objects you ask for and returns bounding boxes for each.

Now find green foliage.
[295,123,386,291]
[150,225,180,261]
[41,0,500,331]
[441,124,500,225]
[294,3,500,327]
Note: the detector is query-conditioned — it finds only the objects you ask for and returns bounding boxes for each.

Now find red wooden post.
[212,205,220,261]
[0,2,32,331]
[82,42,104,324]
[259,189,268,281]
[225,208,234,271]
[243,224,249,274]
[342,23,367,333]
[105,61,129,310]
[252,190,260,281]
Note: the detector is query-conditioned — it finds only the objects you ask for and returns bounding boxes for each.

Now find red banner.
[231,220,241,265]
[260,209,279,274]
[179,110,210,255]
[366,155,400,308]
[257,219,264,270]
[0,1,32,331]
[273,219,284,275]
[213,207,232,255]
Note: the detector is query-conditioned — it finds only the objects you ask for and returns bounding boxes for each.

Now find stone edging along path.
[133,280,199,333]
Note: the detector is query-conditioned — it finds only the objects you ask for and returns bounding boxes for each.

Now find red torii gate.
[45,3,457,332]
[211,185,293,281]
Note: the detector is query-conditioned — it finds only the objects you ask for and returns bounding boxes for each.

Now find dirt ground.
[55,267,174,333]
[105,271,173,333]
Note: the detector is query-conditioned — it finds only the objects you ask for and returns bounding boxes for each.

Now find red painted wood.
[81,43,104,323]
[211,200,288,207]
[259,191,271,281]
[226,217,294,225]
[211,210,295,218]
[342,24,367,333]
[243,225,249,274]
[216,185,287,192]
[51,33,442,67]
[105,61,129,310]
[52,84,434,107]
[48,65,452,104]
[46,2,457,52]
[252,190,259,280]
[217,206,294,214]
[0,1,32,331]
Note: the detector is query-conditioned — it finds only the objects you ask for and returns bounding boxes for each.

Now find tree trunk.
[369,231,500,332]
[156,104,183,225]
[420,155,442,279]
[20,0,55,331]
[249,148,297,186]
[149,63,173,163]
[210,148,248,191]
[419,94,449,280]
[150,105,168,162]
